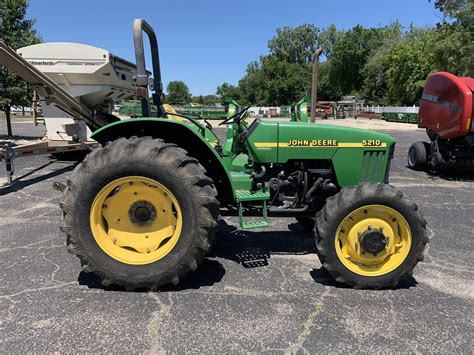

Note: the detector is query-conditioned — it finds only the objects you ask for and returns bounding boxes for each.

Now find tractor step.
[241,219,269,229]
[235,190,270,202]
[236,190,270,229]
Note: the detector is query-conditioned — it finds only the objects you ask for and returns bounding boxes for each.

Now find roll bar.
[132,19,165,117]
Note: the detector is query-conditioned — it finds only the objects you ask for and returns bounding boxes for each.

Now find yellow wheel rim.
[89,176,183,265]
[335,204,412,277]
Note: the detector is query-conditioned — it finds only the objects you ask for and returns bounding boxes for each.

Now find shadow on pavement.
[426,170,474,182]
[78,219,417,292]
[76,219,314,292]
[212,219,316,266]
[77,258,226,292]
[0,162,76,196]
[406,165,474,182]
[310,268,418,290]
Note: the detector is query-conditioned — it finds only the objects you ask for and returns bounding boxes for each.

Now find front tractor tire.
[315,183,428,289]
[60,137,219,290]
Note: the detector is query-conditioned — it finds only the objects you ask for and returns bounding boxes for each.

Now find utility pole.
[310,48,323,123]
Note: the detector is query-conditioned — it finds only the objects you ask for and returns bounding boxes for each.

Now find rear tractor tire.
[315,183,428,289]
[60,137,219,290]
[407,141,429,170]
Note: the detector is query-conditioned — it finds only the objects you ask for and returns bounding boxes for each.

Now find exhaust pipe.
[310,48,323,123]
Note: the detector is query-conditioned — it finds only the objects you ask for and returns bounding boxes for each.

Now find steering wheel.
[218,106,251,126]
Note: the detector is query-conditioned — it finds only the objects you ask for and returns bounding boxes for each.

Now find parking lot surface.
[1,120,473,352]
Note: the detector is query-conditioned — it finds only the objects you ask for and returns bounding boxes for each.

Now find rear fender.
[91,118,234,202]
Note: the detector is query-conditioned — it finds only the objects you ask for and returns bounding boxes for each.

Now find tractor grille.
[361,150,386,182]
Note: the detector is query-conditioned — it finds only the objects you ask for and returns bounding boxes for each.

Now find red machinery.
[408,71,474,170]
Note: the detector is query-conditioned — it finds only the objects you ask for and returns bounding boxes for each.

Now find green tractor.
[61,19,428,290]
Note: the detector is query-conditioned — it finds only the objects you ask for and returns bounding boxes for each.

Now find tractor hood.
[245,119,395,186]
[246,119,395,163]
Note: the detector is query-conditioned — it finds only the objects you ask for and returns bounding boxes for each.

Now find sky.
[27,0,442,96]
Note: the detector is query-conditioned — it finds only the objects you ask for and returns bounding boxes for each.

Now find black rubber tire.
[315,183,428,289]
[295,217,316,231]
[407,141,429,170]
[60,137,219,290]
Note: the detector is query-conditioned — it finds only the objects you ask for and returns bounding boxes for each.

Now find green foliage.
[217,1,472,107]
[228,24,327,106]
[267,24,321,65]
[329,23,402,97]
[237,61,263,105]
[259,56,309,106]
[0,0,41,111]
[361,4,472,106]
[318,61,340,101]
[431,0,473,24]
[216,82,241,103]
[318,24,341,59]
[385,31,436,105]
[192,95,205,105]
[361,30,404,104]
[236,56,311,106]
[430,23,473,76]
[166,80,192,105]
[429,0,473,77]
[191,94,219,105]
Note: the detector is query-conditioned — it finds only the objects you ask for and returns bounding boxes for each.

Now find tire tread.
[60,137,219,290]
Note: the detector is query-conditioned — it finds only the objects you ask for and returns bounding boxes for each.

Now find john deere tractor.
[45,20,428,290]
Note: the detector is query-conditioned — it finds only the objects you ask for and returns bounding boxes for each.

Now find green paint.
[291,95,310,122]
[231,153,251,172]
[92,115,395,207]
[230,172,253,190]
[246,120,394,186]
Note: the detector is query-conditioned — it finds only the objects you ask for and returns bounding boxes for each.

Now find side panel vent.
[361,150,386,182]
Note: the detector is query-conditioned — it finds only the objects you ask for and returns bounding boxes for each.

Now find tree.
[259,56,310,105]
[385,31,436,105]
[430,0,473,76]
[361,32,404,104]
[222,1,472,107]
[191,95,219,105]
[238,61,263,105]
[0,0,41,136]
[317,61,341,101]
[430,0,473,24]
[202,95,220,105]
[216,82,241,103]
[237,56,310,106]
[166,81,191,105]
[192,95,205,105]
[238,24,328,106]
[318,24,341,59]
[329,23,401,97]
[268,24,321,65]
[431,24,473,76]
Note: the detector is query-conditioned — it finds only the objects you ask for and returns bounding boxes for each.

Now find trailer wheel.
[315,183,428,289]
[407,141,429,170]
[60,137,219,290]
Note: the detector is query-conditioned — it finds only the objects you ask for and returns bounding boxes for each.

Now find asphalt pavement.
[0,120,473,353]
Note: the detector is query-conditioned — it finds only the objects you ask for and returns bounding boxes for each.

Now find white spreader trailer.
[0,41,141,185]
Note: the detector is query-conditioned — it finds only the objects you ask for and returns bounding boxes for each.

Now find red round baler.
[408,72,474,170]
